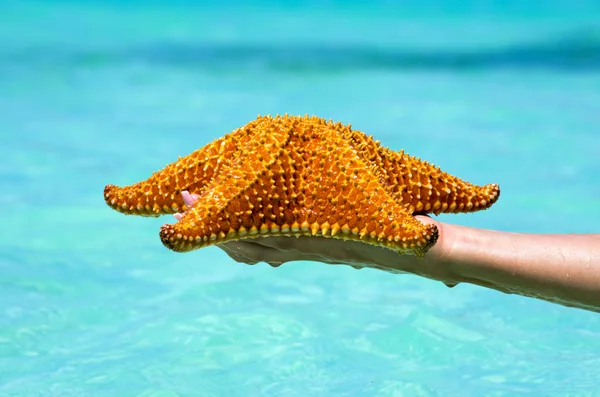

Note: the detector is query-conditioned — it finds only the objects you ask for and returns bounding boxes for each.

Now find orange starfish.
[104,115,499,256]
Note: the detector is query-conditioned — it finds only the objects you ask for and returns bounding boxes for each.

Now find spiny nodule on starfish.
[104,115,499,256]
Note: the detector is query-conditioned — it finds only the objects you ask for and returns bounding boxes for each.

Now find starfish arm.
[159,117,293,251]
[101,118,289,217]
[381,149,500,215]
[343,129,499,215]
[298,129,439,256]
[103,136,236,216]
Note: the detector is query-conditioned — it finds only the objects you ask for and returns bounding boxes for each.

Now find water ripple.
[2,29,600,72]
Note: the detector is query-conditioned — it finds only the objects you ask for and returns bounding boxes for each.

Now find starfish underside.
[104,115,500,256]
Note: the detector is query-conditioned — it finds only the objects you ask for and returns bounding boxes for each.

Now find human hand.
[217,215,461,287]
[172,191,459,286]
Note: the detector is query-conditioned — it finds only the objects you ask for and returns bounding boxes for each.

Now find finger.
[238,235,340,256]
[232,242,294,265]
[234,236,373,267]
[218,243,259,265]
[220,243,281,267]
[221,240,298,267]
[235,236,299,251]
[221,240,315,266]
[181,191,195,207]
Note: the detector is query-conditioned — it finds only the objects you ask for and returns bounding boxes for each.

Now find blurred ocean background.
[2,0,600,395]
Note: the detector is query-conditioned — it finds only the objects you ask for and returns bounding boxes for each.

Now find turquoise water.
[2,1,600,395]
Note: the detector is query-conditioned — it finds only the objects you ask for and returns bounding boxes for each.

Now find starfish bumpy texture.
[104,115,499,256]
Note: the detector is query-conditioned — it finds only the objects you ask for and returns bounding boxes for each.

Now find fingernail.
[181,191,195,206]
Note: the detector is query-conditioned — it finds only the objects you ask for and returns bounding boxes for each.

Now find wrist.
[420,220,468,284]
[366,218,469,284]
[428,223,519,292]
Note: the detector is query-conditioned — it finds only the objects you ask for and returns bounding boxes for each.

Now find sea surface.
[2,1,600,396]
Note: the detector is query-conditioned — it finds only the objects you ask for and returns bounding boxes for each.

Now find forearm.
[220,219,600,312]
[432,224,600,312]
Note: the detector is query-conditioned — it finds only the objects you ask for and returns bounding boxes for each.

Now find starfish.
[104,115,499,256]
